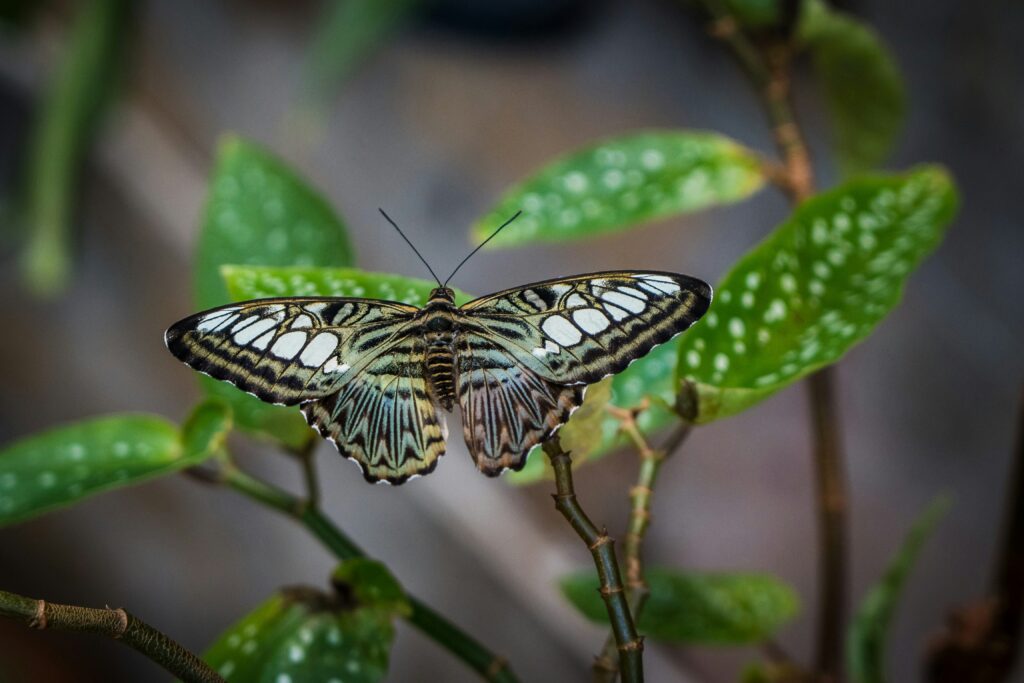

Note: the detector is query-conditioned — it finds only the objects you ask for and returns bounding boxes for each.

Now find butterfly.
[166,213,711,484]
[166,270,710,484]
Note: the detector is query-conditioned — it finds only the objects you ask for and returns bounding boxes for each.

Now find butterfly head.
[428,286,456,304]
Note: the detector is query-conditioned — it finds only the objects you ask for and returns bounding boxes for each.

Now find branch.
[701,3,849,678]
[808,370,847,679]
[542,436,643,683]
[0,589,222,682]
[203,461,519,683]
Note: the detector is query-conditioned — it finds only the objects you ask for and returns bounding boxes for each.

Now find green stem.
[543,437,643,683]
[0,589,221,682]
[21,0,130,297]
[594,417,692,682]
[216,464,518,683]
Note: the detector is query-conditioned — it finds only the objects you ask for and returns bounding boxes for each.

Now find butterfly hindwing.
[455,330,585,475]
[459,271,712,386]
[302,335,448,484]
[165,297,418,405]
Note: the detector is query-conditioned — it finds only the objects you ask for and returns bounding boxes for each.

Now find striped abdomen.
[425,340,456,411]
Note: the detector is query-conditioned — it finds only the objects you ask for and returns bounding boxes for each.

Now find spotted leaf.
[203,560,409,682]
[677,166,958,423]
[195,136,355,449]
[473,130,766,246]
[561,567,799,644]
[798,0,906,176]
[221,265,472,307]
[0,403,230,527]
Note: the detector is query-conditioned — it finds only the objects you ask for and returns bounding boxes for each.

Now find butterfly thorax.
[420,287,459,411]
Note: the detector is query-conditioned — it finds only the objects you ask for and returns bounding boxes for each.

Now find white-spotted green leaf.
[560,567,799,644]
[798,0,906,176]
[221,264,471,306]
[0,404,230,527]
[473,130,766,247]
[203,560,409,683]
[195,136,355,449]
[677,166,958,423]
[848,496,950,683]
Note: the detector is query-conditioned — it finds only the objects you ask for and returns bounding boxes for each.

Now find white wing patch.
[573,307,610,334]
[235,317,278,344]
[541,315,582,346]
[637,273,683,293]
[300,333,339,367]
[600,289,645,314]
[271,331,307,359]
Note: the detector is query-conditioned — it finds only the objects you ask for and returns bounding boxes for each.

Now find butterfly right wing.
[302,334,449,485]
[165,297,418,405]
[167,297,447,484]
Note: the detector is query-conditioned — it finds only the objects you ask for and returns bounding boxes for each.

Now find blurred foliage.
[203,559,410,682]
[798,0,906,176]
[561,567,799,644]
[0,402,230,527]
[196,136,354,449]
[847,496,950,683]
[302,0,420,105]
[474,130,766,247]
[677,166,958,423]
[19,0,130,297]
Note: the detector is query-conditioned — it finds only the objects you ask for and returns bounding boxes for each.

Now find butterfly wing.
[454,272,711,471]
[166,297,446,484]
[302,335,448,484]
[459,271,711,385]
[455,329,584,475]
[165,297,419,405]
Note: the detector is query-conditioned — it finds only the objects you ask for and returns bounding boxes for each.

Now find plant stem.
[808,370,846,679]
[593,413,692,681]
[542,437,643,683]
[0,588,221,682]
[702,2,849,678]
[990,385,1024,673]
[212,463,518,683]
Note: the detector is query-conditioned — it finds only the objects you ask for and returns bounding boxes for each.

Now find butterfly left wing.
[454,271,711,473]
[454,329,585,475]
[165,297,419,405]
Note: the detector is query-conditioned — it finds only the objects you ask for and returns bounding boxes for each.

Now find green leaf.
[473,130,766,247]
[847,496,950,683]
[560,567,799,644]
[195,136,356,448]
[302,0,419,104]
[677,166,958,423]
[222,264,471,306]
[724,0,783,30]
[204,561,409,682]
[19,0,130,297]
[798,0,906,175]
[331,559,412,618]
[0,411,227,527]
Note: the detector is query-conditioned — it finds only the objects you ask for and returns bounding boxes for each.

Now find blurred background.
[0,0,1022,680]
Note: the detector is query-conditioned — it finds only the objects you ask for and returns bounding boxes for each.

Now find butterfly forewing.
[165,297,418,405]
[459,272,712,385]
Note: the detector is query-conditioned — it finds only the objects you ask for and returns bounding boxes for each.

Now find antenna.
[443,210,522,287]
[378,208,442,287]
